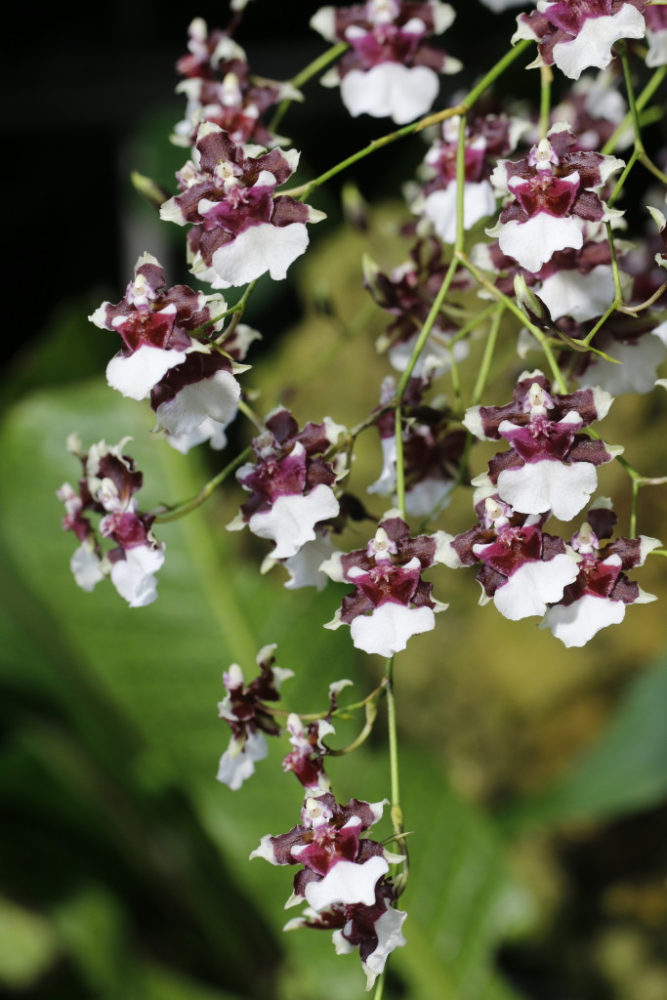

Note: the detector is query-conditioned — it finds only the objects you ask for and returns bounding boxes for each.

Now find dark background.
[6,0,521,369]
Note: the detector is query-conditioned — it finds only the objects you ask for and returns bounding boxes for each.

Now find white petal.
[387,328,468,377]
[106,345,188,401]
[350,603,435,657]
[422,181,496,244]
[362,905,407,991]
[646,28,667,68]
[497,460,598,521]
[248,485,339,559]
[340,64,439,125]
[70,544,106,592]
[542,593,626,646]
[109,544,165,608]
[165,416,230,454]
[493,554,580,620]
[431,2,456,33]
[367,437,397,497]
[309,5,336,41]
[497,214,584,273]
[537,264,620,322]
[304,856,389,910]
[199,223,309,288]
[217,731,268,791]
[155,369,240,435]
[576,334,667,396]
[282,534,337,590]
[552,8,646,80]
[405,477,454,517]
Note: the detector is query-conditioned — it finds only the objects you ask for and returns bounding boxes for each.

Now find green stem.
[582,301,617,346]
[153,446,251,523]
[392,114,468,512]
[608,147,640,208]
[605,221,625,304]
[456,252,567,393]
[373,972,386,1000]
[385,657,404,853]
[446,303,498,349]
[268,41,348,133]
[602,66,666,155]
[394,406,407,519]
[617,48,667,187]
[472,304,505,405]
[630,477,639,538]
[538,64,552,139]
[284,40,532,202]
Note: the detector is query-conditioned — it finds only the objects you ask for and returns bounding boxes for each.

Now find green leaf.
[0,898,58,989]
[500,656,667,832]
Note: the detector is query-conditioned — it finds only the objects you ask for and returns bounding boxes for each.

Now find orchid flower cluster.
[57,0,666,991]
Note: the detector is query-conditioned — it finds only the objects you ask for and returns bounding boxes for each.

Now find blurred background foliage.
[3,3,667,997]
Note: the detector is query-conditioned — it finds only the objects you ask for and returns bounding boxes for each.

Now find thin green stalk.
[154,446,251,523]
[385,657,403,847]
[582,301,617,346]
[630,478,639,538]
[456,251,567,392]
[284,40,532,202]
[538,64,552,139]
[618,48,667,186]
[602,66,666,155]
[608,147,640,207]
[606,221,625,304]
[393,244,459,396]
[394,406,407,518]
[447,303,498,348]
[463,39,532,108]
[472,304,505,405]
[392,115,468,511]
[268,42,348,133]
[373,972,386,1000]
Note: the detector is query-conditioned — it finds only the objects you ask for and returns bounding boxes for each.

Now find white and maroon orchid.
[439,495,580,619]
[311,0,461,124]
[321,512,448,655]
[464,371,619,521]
[90,254,256,451]
[216,645,293,790]
[250,790,397,909]
[513,0,647,80]
[229,408,345,560]
[542,502,660,645]
[488,125,624,273]
[161,123,325,288]
[284,879,407,991]
[413,112,527,243]
[57,437,165,607]
[173,19,300,148]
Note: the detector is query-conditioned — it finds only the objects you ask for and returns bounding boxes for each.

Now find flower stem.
[602,66,666,155]
[153,446,251,523]
[617,47,667,187]
[455,251,568,393]
[472,304,505,405]
[269,42,348,134]
[384,655,407,891]
[538,64,552,139]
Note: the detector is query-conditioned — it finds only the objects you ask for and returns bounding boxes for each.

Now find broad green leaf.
[499,656,667,832]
